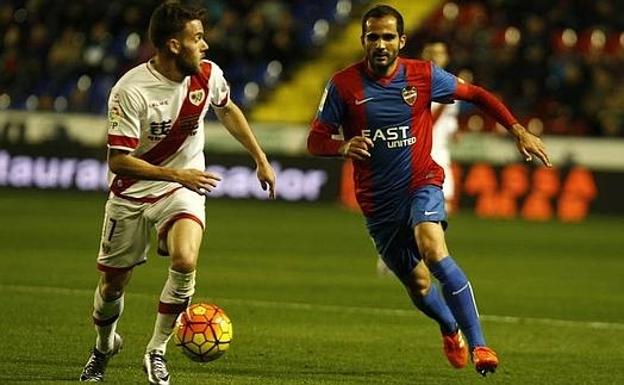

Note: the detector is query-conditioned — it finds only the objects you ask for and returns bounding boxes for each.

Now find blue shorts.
[366,185,447,284]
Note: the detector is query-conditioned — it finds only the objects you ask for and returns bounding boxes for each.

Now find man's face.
[174,19,209,76]
[361,15,405,76]
[422,42,449,68]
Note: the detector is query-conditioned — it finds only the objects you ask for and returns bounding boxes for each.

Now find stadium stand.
[0,0,364,113]
[406,0,624,137]
[0,0,622,136]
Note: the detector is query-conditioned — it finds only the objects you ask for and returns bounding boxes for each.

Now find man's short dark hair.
[148,1,207,50]
[361,4,404,37]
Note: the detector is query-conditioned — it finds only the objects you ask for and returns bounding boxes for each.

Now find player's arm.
[213,100,276,198]
[453,81,551,167]
[108,149,221,194]
[307,80,373,161]
[308,121,373,161]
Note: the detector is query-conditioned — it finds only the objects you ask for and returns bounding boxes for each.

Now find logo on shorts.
[401,86,418,106]
[189,89,205,106]
[101,242,111,254]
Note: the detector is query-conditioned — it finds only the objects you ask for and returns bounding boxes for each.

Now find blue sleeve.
[316,79,345,129]
[431,63,458,103]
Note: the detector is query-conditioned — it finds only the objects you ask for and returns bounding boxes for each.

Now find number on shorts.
[107,218,117,241]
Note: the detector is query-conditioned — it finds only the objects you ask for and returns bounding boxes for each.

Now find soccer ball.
[174,303,233,362]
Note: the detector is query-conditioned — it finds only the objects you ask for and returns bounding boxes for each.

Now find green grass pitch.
[1,190,623,384]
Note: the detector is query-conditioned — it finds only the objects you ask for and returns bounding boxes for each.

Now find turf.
[1,190,623,384]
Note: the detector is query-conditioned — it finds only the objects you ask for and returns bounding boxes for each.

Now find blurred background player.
[422,39,460,214]
[308,4,551,377]
[79,2,276,384]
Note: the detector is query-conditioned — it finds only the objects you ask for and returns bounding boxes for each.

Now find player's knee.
[415,235,447,262]
[420,246,447,263]
[406,269,431,298]
[170,253,197,273]
[99,271,130,300]
[99,282,124,301]
[414,224,448,263]
[169,244,199,273]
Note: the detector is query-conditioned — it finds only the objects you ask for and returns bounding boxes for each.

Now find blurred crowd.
[0,0,357,113]
[1,0,622,137]
[408,0,624,137]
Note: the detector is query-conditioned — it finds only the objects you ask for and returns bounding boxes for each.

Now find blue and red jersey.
[310,57,458,221]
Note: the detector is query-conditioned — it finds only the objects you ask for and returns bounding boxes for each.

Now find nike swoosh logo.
[355,97,374,105]
[424,211,438,216]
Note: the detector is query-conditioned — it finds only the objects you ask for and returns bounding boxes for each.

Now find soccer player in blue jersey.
[308,4,551,376]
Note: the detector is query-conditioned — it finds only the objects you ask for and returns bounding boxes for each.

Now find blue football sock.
[429,256,486,349]
[411,283,457,335]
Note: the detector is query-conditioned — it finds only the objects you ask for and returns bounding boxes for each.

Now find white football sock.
[146,268,195,354]
[93,288,124,353]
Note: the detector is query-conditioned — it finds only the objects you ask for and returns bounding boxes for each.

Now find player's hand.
[177,168,222,195]
[256,159,276,199]
[339,136,374,161]
[511,124,552,167]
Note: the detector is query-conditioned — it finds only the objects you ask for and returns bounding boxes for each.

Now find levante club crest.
[401,86,418,105]
[189,89,206,106]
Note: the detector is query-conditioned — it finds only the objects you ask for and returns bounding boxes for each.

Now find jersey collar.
[146,59,186,86]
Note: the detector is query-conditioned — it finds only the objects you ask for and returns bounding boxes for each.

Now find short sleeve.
[430,63,458,103]
[107,87,142,151]
[316,79,345,131]
[208,63,230,107]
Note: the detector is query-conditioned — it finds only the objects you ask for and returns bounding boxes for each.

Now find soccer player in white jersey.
[422,40,460,213]
[80,2,276,384]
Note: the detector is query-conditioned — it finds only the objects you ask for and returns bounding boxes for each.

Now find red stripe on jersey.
[107,134,139,149]
[111,64,211,196]
[333,63,375,215]
[404,60,445,191]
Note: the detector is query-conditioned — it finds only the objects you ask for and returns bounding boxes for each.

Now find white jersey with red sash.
[106,59,229,202]
[431,101,459,170]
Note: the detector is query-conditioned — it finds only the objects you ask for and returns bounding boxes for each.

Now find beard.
[175,51,200,77]
[368,51,398,75]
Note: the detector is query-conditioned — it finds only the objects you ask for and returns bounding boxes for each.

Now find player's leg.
[404,259,467,369]
[144,189,205,385]
[146,218,201,354]
[144,218,201,385]
[414,222,486,348]
[410,186,497,375]
[94,269,132,353]
[368,217,465,368]
[404,261,457,336]
[81,198,149,382]
[80,270,131,382]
